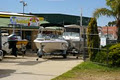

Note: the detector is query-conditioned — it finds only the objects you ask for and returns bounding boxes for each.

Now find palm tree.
[93,0,120,42]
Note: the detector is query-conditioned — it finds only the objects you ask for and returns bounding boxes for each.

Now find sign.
[100,37,106,46]
[10,16,44,26]
[10,16,17,24]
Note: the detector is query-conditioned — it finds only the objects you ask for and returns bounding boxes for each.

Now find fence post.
[106,26,109,65]
[83,28,86,61]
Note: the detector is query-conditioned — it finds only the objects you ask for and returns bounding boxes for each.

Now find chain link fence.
[80,27,117,65]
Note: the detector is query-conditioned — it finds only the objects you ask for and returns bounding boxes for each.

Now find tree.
[93,0,120,42]
[108,21,116,26]
[87,18,100,61]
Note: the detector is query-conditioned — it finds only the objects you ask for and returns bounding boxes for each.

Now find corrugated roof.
[30,13,91,26]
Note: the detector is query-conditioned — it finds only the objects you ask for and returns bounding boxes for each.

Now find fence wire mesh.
[80,28,117,65]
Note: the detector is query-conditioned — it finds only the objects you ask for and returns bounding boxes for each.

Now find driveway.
[0,54,83,80]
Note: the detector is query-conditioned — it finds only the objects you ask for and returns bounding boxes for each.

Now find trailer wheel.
[62,50,67,59]
[3,50,6,57]
[37,50,43,58]
[23,51,26,55]
[39,55,42,58]
[63,54,67,59]
[21,45,26,52]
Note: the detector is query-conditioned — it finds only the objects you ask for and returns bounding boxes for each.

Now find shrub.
[95,43,120,67]
[87,18,100,61]
[108,43,120,66]
[95,50,107,63]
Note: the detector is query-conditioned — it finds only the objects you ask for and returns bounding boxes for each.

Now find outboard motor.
[8,34,18,57]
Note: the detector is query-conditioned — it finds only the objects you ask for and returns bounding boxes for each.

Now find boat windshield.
[37,33,64,40]
[63,32,80,37]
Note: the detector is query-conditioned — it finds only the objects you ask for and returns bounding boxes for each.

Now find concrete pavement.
[0,54,83,80]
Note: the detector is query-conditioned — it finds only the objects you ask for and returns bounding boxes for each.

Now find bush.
[108,43,120,66]
[95,43,120,67]
[95,50,107,63]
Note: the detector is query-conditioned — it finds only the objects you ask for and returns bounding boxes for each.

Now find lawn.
[52,62,120,80]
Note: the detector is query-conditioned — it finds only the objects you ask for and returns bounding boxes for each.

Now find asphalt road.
[0,54,83,80]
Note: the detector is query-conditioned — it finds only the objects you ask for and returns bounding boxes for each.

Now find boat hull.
[34,39,68,53]
[63,35,85,51]
[66,39,83,50]
[16,40,28,45]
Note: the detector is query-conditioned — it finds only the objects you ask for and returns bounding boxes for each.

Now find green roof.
[0,18,9,27]
[30,13,91,26]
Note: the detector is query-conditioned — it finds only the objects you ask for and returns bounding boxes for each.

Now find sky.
[0,0,115,26]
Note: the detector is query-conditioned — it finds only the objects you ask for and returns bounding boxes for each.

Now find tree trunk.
[117,19,120,43]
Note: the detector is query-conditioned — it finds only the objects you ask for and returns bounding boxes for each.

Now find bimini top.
[40,23,64,27]
[64,24,80,28]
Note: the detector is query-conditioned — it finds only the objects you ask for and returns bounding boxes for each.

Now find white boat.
[34,23,68,59]
[63,24,84,53]
[2,34,28,56]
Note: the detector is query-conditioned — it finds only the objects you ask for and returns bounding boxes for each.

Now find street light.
[20,0,27,16]
[20,0,27,39]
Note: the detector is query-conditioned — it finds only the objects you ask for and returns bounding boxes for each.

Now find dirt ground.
[0,53,83,80]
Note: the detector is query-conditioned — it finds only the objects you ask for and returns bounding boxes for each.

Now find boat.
[2,24,28,57]
[34,23,68,59]
[2,34,28,56]
[63,24,84,54]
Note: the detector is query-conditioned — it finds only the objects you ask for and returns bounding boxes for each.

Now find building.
[29,13,90,26]
[0,12,91,51]
[100,26,117,40]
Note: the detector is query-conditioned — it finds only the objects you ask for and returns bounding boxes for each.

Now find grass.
[52,62,120,80]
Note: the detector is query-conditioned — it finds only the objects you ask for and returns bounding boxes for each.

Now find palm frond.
[106,0,115,7]
[93,8,114,18]
[106,0,120,12]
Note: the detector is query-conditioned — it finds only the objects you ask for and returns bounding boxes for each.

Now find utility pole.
[80,8,85,61]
